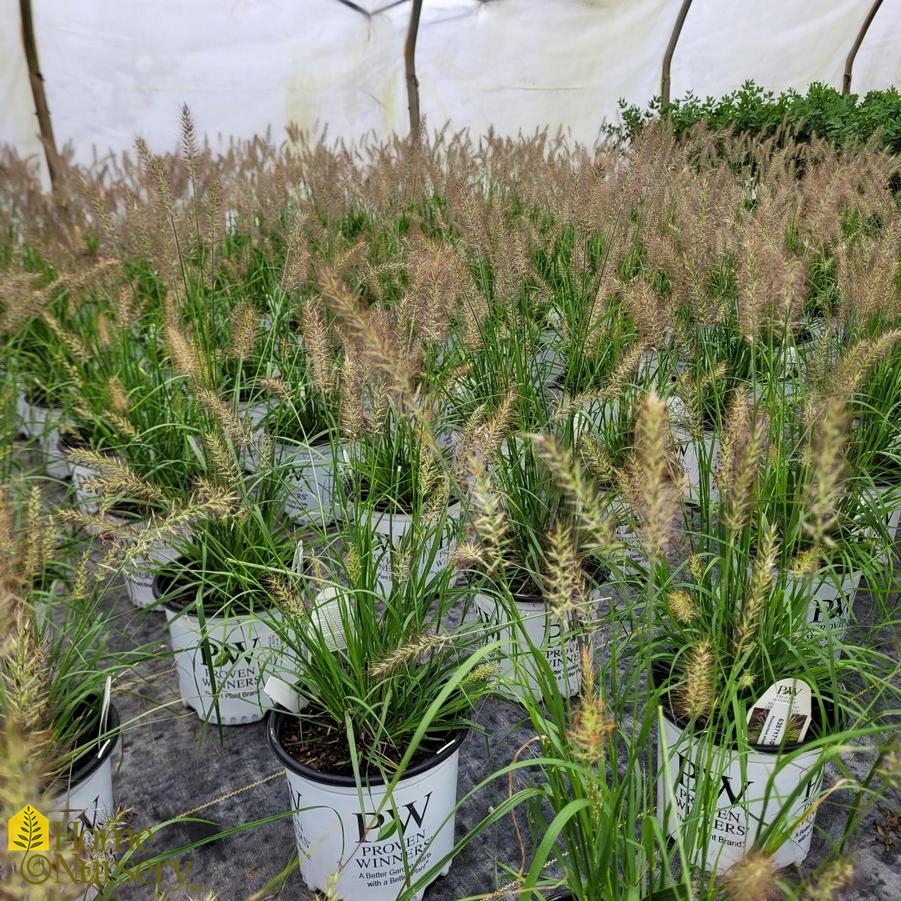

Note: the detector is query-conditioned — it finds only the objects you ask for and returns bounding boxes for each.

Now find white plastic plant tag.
[292,538,304,575]
[309,586,354,652]
[97,676,112,758]
[747,678,812,746]
[263,676,306,713]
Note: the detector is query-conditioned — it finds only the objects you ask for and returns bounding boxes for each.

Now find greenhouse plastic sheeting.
[2,0,900,169]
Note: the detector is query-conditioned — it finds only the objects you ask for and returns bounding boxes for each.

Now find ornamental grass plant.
[262,521,494,778]
[0,113,899,899]
[0,476,141,787]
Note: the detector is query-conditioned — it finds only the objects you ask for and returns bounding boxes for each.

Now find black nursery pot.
[50,702,121,833]
[547,887,689,901]
[67,701,121,787]
[267,709,466,787]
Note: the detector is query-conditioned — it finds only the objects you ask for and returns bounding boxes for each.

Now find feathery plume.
[799,859,854,900]
[622,390,683,563]
[66,449,167,508]
[194,387,253,448]
[577,434,617,484]
[816,330,901,416]
[122,483,238,564]
[453,388,517,480]
[678,638,715,722]
[107,376,130,414]
[531,433,618,558]
[265,574,303,616]
[319,269,410,397]
[299,299,333,395]
[467,454,510,578]
[567,645,615,764]
[1,609,52,737]
[801,395,850,547]
[717,389,767,534]
[449,540,488,571]
[666,590,697,624]
[369,633,451,679]
[229,300,258,361]
[339,354,365,441]
[542,520,584,620]
[721,849,778,900]
[166,318,205,384]
[734,523,779,658]
[259,376,290,400]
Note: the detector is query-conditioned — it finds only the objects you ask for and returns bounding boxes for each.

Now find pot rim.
[652,661,837,756]
[346,495,464,521]
[474,585,547,606]
[271,433,337,453]
[152,561,277,617]
[546,887,688,901]
[63,701,121,790]
[267,709,466,789]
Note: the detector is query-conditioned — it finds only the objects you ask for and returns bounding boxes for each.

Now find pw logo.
[8,805,49,852]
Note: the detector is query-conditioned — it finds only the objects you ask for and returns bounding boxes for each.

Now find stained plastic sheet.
[1,0,899,172]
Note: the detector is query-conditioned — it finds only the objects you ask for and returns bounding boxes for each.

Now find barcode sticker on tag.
[309,586,354,652]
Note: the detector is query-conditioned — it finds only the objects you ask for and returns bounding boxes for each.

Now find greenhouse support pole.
[404,0,424,143]
[19,0,62,192]
[843,0,883,95]
[661,0,694,108]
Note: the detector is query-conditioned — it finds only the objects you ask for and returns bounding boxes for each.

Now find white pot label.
[789,569,860,645]
[474,594,583,700]
[292,538,305,575]
[570,395,621,441]
[747,679,812,746]
[308,586,355,652]
[658,715,824,872]
[165,611,282,725]
[673,428,719,504]
[97,677,113,759]
[282,742,459,900]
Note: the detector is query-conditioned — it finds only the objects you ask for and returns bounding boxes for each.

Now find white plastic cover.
[2,0,900,171]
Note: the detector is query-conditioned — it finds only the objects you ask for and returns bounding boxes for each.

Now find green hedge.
[609,80,901,154]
